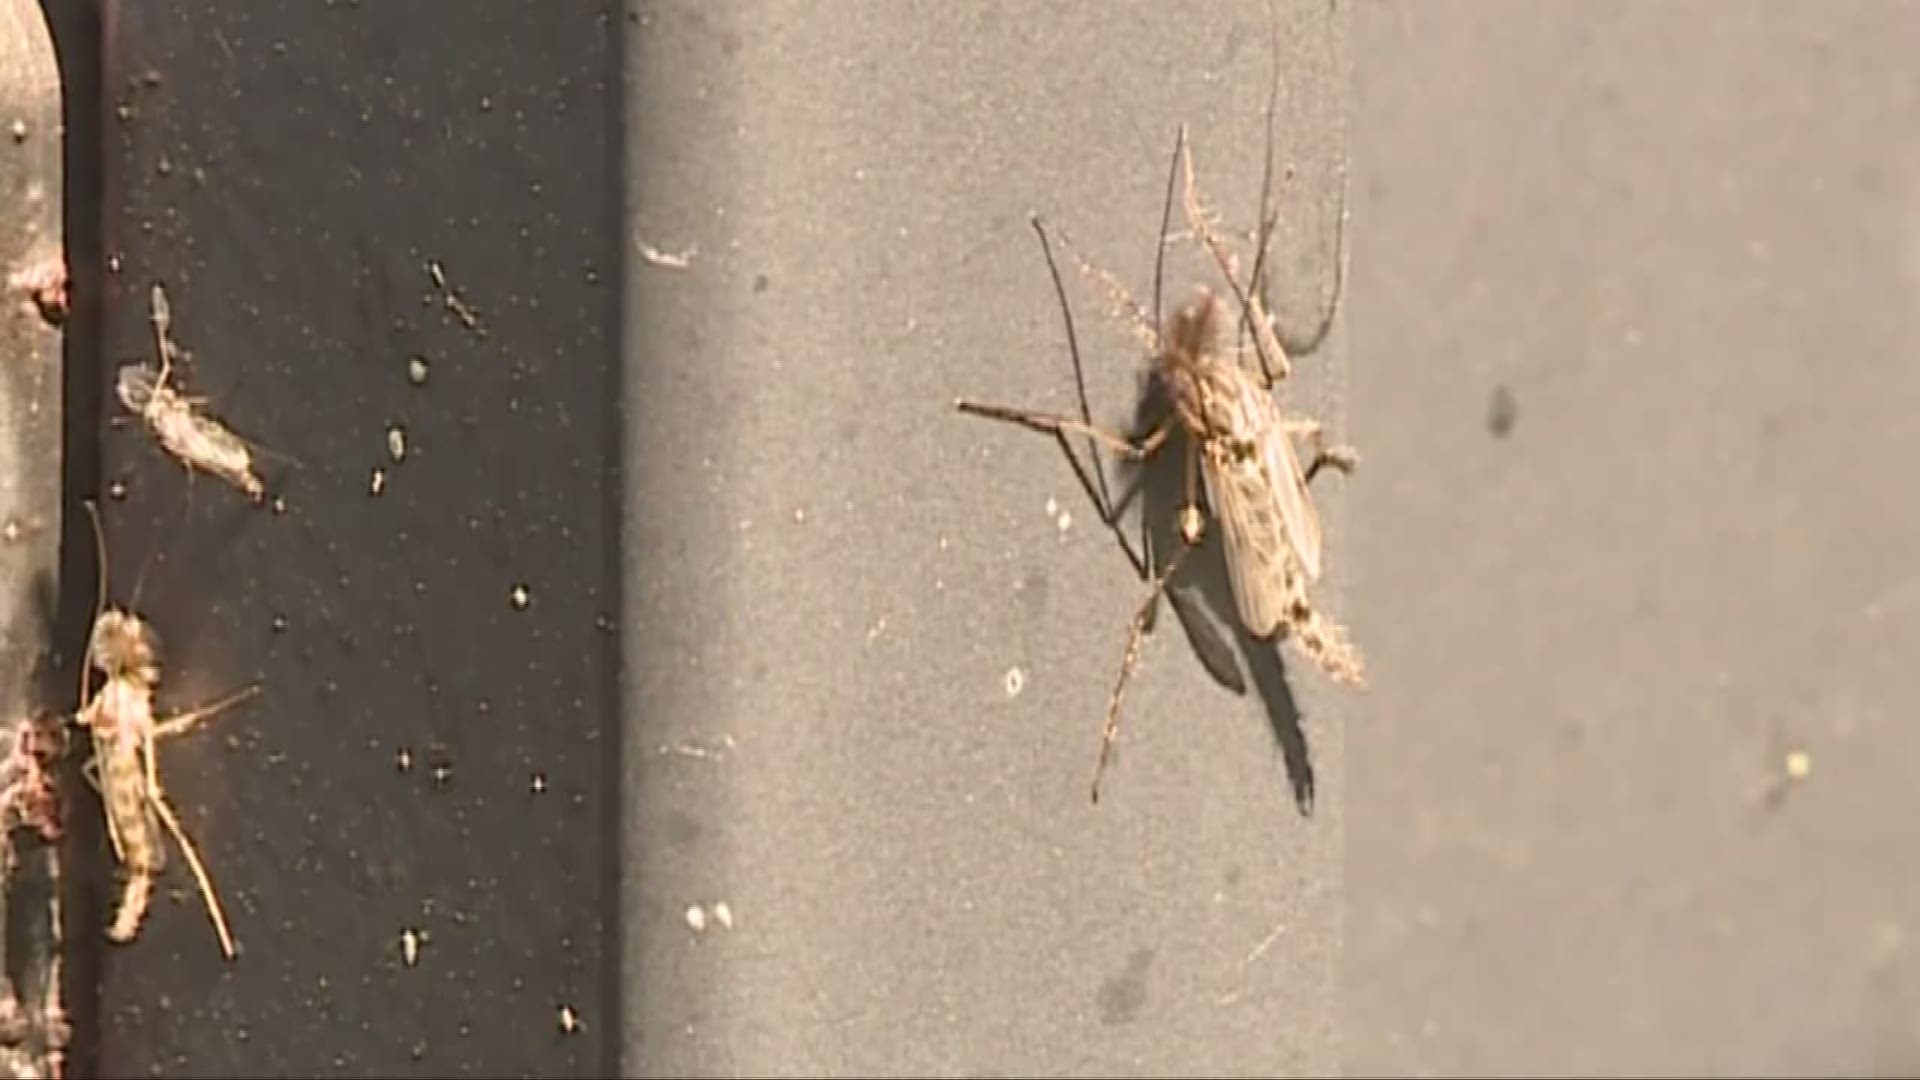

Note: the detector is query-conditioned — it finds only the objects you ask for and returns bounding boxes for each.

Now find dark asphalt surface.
[77,1,616,1076]
[34,0,1920,1076]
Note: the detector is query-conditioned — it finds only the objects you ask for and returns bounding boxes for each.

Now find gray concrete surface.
[623,1,1353,1075]
[1343,2,1920,1075]
[627,0,1920,1076]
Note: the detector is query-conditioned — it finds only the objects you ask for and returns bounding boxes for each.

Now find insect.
[116,282,267,504]
[76,500,260,958]
[955,116,1362,802]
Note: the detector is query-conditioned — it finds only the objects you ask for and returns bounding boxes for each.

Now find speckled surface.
[85,2,616,1076]
[1342,2,1920,1074]
[621,1,1352,1075]
[60,0,1920,1076]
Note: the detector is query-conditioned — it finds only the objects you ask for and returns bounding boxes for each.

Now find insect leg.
[1177,438,1207,545]
[955,400,1172,461]
[146,791,235,959]
[151,684,262,742]
[1281,416,1360,482]
[1091,542,1196,804]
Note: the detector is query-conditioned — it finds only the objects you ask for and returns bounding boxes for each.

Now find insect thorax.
[90,610,160,686]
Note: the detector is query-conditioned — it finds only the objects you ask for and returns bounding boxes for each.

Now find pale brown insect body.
[77,503,257,958]
[955,120,1363,802]
[118,284,266,504]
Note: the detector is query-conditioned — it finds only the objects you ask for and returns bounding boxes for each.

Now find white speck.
[530,772,548,794]
[866,617,888,643]
[713,901,734,930]
[369,467,386,496]
[408,356,430,385]
[793,507,806,523]
[8,119,26,142]
[387,424,407,462]
[937,536,949,551]
[685,905,707,932]
[1044,496,1059,517]
[558,1004,582,1034]
[510,583,532,610]
[1784,748,1811,781]
[400,927,426,966]
[1056,510,1073,533]
[1004,666,1026,698]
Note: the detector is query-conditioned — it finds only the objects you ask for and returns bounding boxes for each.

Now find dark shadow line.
[597,0,627,1075]
[40,0,106,1073]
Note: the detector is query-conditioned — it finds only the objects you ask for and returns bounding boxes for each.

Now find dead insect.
[955,118,1361,803]
[116,283,266,504]
[76,500,260,958]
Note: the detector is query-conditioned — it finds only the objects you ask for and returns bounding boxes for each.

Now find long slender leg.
[151,684,261,742]
[147,789,235,959]
[1091,542,1196,804]
[955,400,1173,461]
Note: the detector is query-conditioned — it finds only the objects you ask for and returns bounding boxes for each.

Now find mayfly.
[76,500,260,958]
[117,283,266,504]
[955,119,1362,802]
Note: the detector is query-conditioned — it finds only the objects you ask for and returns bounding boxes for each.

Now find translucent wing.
[1259,395,1325,582]
[1222,362,1325,581]
[1200,448,1296,640]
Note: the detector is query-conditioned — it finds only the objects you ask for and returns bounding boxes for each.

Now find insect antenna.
[1238,0,1350,379]
[79,501,110,710]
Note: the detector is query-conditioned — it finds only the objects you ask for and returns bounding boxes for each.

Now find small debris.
[369,467,387,496]
[530,772,547,794]
[426,259,483,335]
[685,905,706,932]
[387,424,407,462]
[510,583,531,611]
[8,119,26,142]
[793,506,806,524]
[713,901,734,930]
[655,735,735,761]
[1004,666,1026,698]
[1760,745,1814,810]
[407,356,431,385]
[1056,510,1073,534]
[395,747,413,773]
[557,1004,581,1035]
[399,927,425,967]
[637,240,695,269]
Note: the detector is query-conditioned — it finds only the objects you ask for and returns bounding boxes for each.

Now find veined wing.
[1200,446,1296,640]
[1213,360,1325,582]
[1256,387,1325,582]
